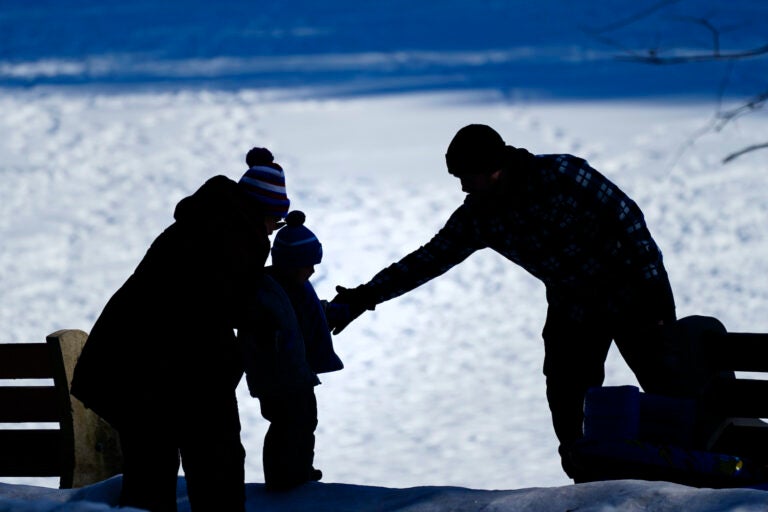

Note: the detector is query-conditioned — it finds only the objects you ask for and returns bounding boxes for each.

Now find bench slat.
[710,420,768,462]
[706,378,768,418]
[0,343,53,379]
[0,386,60,422]
[706,333,768,372]
[0,429,62,476]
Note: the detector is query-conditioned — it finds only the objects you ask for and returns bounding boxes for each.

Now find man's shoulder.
[535,153,586,168]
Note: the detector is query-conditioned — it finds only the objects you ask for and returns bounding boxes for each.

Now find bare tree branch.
[586,4,768,162]
[617,43,768,64]
[723,143,768,164]
[587,0,682,34]
[714,89,768,130]
[580,0,683,58]
[670,16,720,55]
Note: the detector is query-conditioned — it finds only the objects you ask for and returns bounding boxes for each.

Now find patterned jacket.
[364,154,675,323]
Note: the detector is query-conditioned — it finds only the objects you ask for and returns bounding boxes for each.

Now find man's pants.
[542,309,676,478]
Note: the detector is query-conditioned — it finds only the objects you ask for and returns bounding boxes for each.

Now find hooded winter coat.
[267,269,344,375]
[71,175,271,429]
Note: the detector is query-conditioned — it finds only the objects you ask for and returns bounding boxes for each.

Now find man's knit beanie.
[239,147,290,218]
[445,124,506,176]
[271,211,323,267]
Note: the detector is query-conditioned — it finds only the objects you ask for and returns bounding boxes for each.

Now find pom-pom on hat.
[271,211,323,267]
[239,147,290,218]
[445,124,506,176]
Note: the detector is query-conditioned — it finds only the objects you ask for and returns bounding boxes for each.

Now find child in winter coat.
[239,210,344,491]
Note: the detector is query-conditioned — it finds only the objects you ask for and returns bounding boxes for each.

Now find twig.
[670,16,721,55]
[617,43,768,64]
[723,143,768,164]
[714,90,768,130]
[587,0,682,34]
[586,5,768,163]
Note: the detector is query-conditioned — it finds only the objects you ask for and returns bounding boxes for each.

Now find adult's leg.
[542,310,613,445]
[119,427,181,512]
[614,315,735,448]
[614,315,732,399]
[612,323,676,396]
[612,275,679,396]
[180,389,246,512]
[542,308,612,478]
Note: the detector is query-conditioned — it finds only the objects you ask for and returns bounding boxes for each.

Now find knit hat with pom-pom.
[271,211,323,267]
[239,147,290,218]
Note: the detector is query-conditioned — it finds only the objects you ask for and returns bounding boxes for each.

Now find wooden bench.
[0,329,122,488]
[702,331,768,462]
[572,322,768,488]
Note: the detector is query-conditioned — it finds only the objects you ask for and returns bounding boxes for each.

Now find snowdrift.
[2,477,768,512]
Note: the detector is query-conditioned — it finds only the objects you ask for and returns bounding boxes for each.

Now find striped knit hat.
[239,147,290,218]
[271,211,323,267]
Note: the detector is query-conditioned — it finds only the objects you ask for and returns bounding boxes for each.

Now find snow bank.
[2,477,768,512]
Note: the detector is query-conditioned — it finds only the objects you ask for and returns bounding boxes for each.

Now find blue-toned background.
[1,0,767,497]
[2,0,766,97]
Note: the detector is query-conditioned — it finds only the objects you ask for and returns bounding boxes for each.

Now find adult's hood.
[174,175,265,232]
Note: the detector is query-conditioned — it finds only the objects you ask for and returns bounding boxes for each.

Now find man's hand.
[321,301,351,331]
[327,285,376,334]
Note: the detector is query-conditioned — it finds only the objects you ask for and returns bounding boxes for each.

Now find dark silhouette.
[240,210,343,491]
[71,147,289,512]
[328,124,678,481]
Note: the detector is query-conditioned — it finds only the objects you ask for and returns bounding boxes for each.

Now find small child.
[240,210,344,491]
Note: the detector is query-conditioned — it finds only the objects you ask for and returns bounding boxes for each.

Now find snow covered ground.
[1,1,767,510]
[4,475,768,512]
